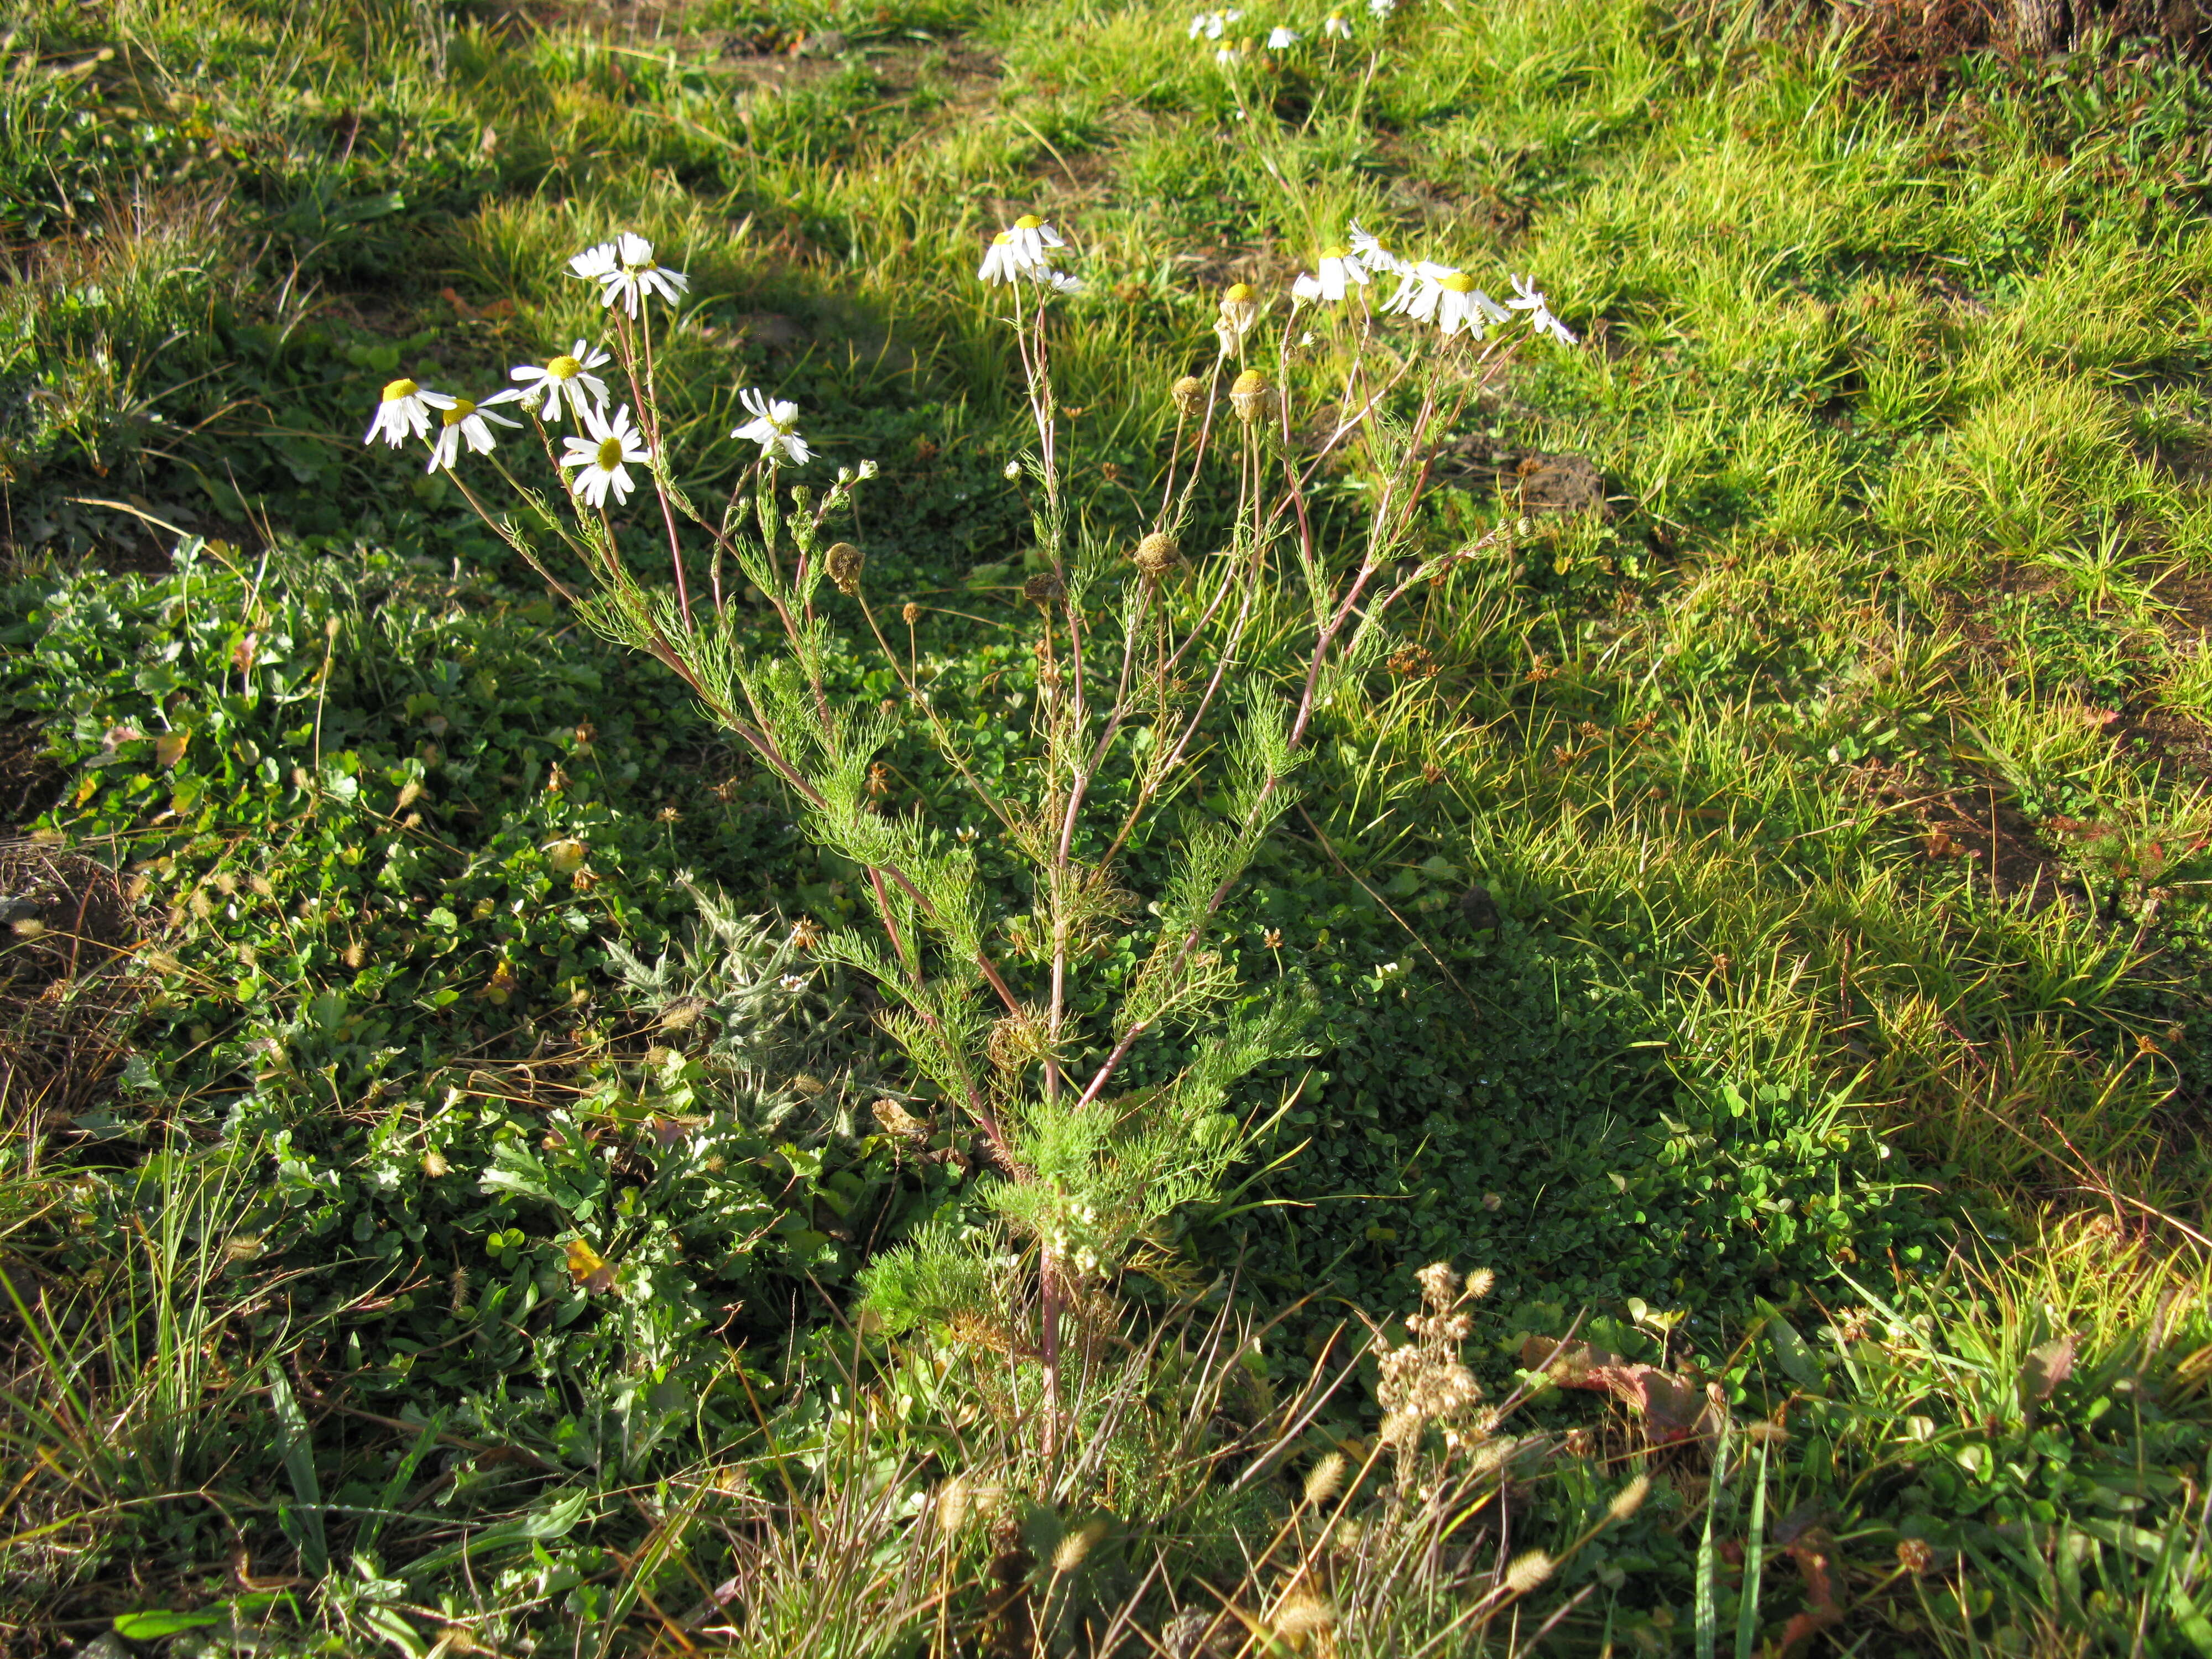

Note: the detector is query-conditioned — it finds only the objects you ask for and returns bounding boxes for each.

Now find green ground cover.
[5,0,2212,1651]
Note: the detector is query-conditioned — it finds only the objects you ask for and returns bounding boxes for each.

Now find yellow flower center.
[1223,282,1256,304]
[547,355,582,379]
[382,378,418,403]
[1321,246,1350,261]
[993,231,1014,245]
[1015,215,1044,230]
[596,435,625,469]
[442,399,476,425]
[1439,273,1477,293]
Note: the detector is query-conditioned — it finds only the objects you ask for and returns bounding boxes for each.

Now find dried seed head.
[1052,1518,1109,1574]
[1607,1473,1650,1521]
[937,1475,971,1532]
[1464,1267,1495,1300]
[1171,374,1206,416]
[421,1148,451,1178]
[1505,1549,1555,1595]
[1229,369,1272,423]
[1896,1538,1934,1574]
[1134,531,1182,576]
[1269,1593,1335,1641]
[901,601,922,625]
[1023,571,1065,605]
[1303,1452,1347,1509]
[1416,1260,1458,1311]
[825,541,864,596]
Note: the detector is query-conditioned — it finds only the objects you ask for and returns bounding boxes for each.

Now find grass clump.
[4,0,2212,1651]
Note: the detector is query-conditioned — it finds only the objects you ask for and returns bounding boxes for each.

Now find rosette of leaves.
[602,877,886,1140]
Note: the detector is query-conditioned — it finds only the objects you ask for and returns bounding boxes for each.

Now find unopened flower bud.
[1230,369,1272,424]
[857,458,879,480]
[825,541,864,596]
[1171,374,1206,416]
[1004,460,1022,480]
[1133,531,1182,576]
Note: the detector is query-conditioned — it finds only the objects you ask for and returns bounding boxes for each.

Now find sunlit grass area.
[5,0,2212,1650]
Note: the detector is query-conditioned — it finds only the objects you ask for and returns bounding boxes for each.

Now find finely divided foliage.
[357,202,1577,1431]
[7,0,2212,1649]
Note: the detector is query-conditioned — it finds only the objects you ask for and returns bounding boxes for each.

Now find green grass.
[6,0,2212,1650]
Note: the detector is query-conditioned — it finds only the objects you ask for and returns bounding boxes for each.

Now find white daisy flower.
[567,240,619,285]
[1034,270,1084,295]
[1369,0,1396,16]
[1188,7,1242,36]
[575,232,690,317]
[426,389,524,473]
[1268,25,1298,46]
[1508,274,1577,345]
[364,378,452,448]
[1006,214,1064,269]
[732,387,812,466]
[1383,259,1459,324]
[1292,244,1371,303]
[510,340,613,426]
[1322,9,1353,36]
[560,402,652,509]
[1215,40,1244,64]
[1348,220,1404,277]
[979,230,1026,286]
[1431,272,1509,338]
[979,216,1063,285]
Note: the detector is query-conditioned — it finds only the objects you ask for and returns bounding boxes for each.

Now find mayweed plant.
[357,208,1576,1444]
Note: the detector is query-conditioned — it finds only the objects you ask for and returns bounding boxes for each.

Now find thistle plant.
[356,211,1575,1440]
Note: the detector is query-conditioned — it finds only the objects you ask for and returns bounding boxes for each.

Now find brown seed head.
[1134,531,1182,576]
[825,541,864,596]
[901,601,922,625]
[1023,571,1065,606]
[1171,374,1206,416]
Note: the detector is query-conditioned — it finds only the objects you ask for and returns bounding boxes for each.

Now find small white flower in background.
[364,378,452,448]
[561,402,652,509]
[1323,9,1353,36]
[1292,244,1371,303]
[1508,273,1578,345]
[1267,25,1298,47]
[1215,40,1244,64]
[1369,0,1396,16]
[1188,7,1242,37]
[1348,220,1404,276]
[1036,269,1084,295]
[779,974,808,993]
[1432,271,1509,338]
[426,389,524,473]
[1003,460,1022,479]
[572,231,690,317]
[732,387,812,465]
[510,340,613,425]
